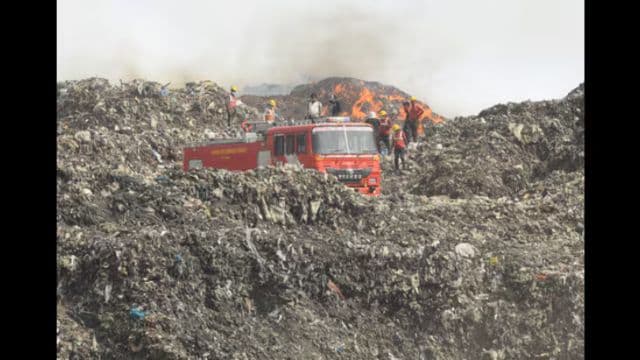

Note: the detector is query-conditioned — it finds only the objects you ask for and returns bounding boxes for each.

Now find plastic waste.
[129,307,146,320]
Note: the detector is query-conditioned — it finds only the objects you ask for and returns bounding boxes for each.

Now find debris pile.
[383,84,584,199]
[242,77,444,123]
[57,78,584,359]
[58,78,259,175]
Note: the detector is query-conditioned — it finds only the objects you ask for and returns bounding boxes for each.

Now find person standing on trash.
[263,99,280,124]
[328,93,342,116]
[160,82,171,109]
[306,93,323,123]
[160,82,170,97]
[401,101,412,142]
[404,96,424,143]
[364,111,380,132]
[391,124,408,173]
[378,110,392,154]
[226,85,240,127]
[364,111,381,151]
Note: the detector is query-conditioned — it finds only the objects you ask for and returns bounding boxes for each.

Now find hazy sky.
[57,0,584,117]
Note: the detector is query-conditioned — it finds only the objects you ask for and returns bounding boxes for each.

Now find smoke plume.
[58,0,584,117]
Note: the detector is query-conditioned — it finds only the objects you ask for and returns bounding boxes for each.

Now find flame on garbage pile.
[331,82,444,125]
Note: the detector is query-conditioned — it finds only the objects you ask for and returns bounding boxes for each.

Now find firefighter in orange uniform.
[391,124,408,173]
[264,99,278,123]
[404,96,424,143]
[378,110,392,155]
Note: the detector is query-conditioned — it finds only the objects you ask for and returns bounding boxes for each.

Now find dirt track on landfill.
[57,78,584,359]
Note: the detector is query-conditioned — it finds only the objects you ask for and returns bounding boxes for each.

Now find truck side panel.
[184,142,264,171]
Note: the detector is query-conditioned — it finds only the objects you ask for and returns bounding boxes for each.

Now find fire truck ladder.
[244,117,353,133]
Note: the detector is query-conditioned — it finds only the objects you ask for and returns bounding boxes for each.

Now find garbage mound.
[400,84,584,198]
[242,77,444,123]
[57,78,262,177]
[57,163,376,230]
[57,79,584,359]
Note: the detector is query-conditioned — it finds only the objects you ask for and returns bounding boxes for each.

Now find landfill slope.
[242,77,444,123]
[57,78,584,359]
[383,84,584,199]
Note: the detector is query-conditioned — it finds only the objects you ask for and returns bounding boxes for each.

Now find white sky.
[57,0,584,117]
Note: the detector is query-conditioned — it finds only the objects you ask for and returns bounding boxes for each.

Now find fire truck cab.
[183,117,382,195]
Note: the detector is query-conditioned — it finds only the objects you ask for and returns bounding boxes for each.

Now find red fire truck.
[183,117,382,195]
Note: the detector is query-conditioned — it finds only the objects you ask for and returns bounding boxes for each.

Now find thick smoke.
[58,0,584,117]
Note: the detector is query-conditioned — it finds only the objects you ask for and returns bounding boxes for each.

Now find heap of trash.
[58,78,259,176]
[383,84,584,199]
[57,78,584,359]
[242,76,444,123]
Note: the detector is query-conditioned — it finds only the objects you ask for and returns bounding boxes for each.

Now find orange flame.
[387,94,405,102]
[330,82,445,126]
[351,87,385,120]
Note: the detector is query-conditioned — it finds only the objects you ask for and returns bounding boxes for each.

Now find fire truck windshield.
[312,126,378,155]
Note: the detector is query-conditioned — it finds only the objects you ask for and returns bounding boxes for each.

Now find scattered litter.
[129,307,146,320]
[56,78,583,359]
[327,279,346,301]
[455,243,478,258]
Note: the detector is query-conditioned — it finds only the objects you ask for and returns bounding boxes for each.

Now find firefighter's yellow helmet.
[378,110,387,117]
[392,124,401,132]
[269,99,276,107]
[231,85,238,92]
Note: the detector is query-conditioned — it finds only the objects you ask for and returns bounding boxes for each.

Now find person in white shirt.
[227,85,241,127]
[263,99,281,123]
[306,93,323,122]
